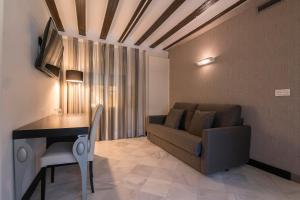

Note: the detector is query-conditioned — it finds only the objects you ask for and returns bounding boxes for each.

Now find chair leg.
[41,167,46,200]
[51,166,55,183]
[89,161,95,193]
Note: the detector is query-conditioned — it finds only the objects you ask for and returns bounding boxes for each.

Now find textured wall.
[169,0,300,175]
[148,56,170,115]
[0,0,59,199]
[0,0,4,194]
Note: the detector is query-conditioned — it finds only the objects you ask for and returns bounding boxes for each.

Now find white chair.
[40,105,103,200]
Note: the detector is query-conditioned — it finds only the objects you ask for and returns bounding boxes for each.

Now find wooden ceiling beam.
[100,0,119,39]
[75,0,86,36]
[118,0,152,43]
[45,0,64,31]
[150,0,220,48]
[135,0,185,46]
[163,0,248,50]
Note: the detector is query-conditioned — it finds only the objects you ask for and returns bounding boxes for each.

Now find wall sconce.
[66,70,83,83]
[195,57,215,66]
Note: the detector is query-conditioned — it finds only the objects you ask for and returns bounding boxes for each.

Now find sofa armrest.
[201,126,251,174]
[148,115,167,125]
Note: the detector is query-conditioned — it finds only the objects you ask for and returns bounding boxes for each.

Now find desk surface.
[13,114,90,139]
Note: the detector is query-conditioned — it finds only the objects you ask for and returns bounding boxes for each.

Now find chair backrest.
[88,104,104,161]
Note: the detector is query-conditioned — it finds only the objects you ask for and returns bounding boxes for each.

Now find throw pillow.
[164,108,184,129]
[188,111,216,137]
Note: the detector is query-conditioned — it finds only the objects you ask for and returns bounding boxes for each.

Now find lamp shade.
[66,70,83,83]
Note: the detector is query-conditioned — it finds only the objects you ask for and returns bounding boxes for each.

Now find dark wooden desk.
[13,114,90,200]
[13,114,90,139]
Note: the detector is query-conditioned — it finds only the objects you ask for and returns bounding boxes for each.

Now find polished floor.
[32,137,300,200]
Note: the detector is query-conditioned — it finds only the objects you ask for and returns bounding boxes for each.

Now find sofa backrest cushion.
[173,102,198,130]
[188,111,216,137]
[196,104,242,127]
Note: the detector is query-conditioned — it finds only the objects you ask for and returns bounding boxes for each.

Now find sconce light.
[195,57,215,66]
[66,70,83,83]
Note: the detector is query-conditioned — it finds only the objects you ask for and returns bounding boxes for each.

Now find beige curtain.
[61,37,146,140]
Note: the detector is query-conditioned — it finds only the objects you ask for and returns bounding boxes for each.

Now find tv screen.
[35,18,63,78]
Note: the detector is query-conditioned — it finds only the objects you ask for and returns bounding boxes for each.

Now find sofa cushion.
[164,108,184,129]
[147,124,202,156]
[173,102,198,130]
[188,111,216,137]
[196,104,242,127]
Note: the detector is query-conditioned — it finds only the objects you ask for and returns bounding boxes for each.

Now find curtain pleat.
[61,37,146,140]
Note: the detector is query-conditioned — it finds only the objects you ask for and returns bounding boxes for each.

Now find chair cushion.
[196,104,242,127]
[173,102,198,130]
[41,142,76,167]
[147,124,202,156]
[164,108,184,129]
[188,111,215,137]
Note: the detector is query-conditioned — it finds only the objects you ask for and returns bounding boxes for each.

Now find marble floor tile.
[134,191,163,200]
[140,178,171,197]
[31,137,300,200]
[150,167,176,182]
[122,174,148,190]
[130,164,155,177]
[165,183,198,200]
[197,189,233,200]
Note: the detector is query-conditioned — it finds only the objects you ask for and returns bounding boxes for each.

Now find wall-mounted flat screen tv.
[35,17,63,78]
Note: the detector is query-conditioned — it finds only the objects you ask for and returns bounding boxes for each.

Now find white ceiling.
[50,0,241,52]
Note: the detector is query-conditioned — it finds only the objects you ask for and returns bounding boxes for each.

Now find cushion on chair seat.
[41,142,76,167]
[147,124,202,156]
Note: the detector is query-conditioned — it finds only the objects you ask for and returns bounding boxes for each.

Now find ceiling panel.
[55,0,77,36]
[159,0,240,49]
[86,0,108,40]
[128,0,173,45]
[50,0,247,52]
[108,0,141,42]
[142,0,207,47]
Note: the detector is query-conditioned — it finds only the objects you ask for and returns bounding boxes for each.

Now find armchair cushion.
[41,142,76,167]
